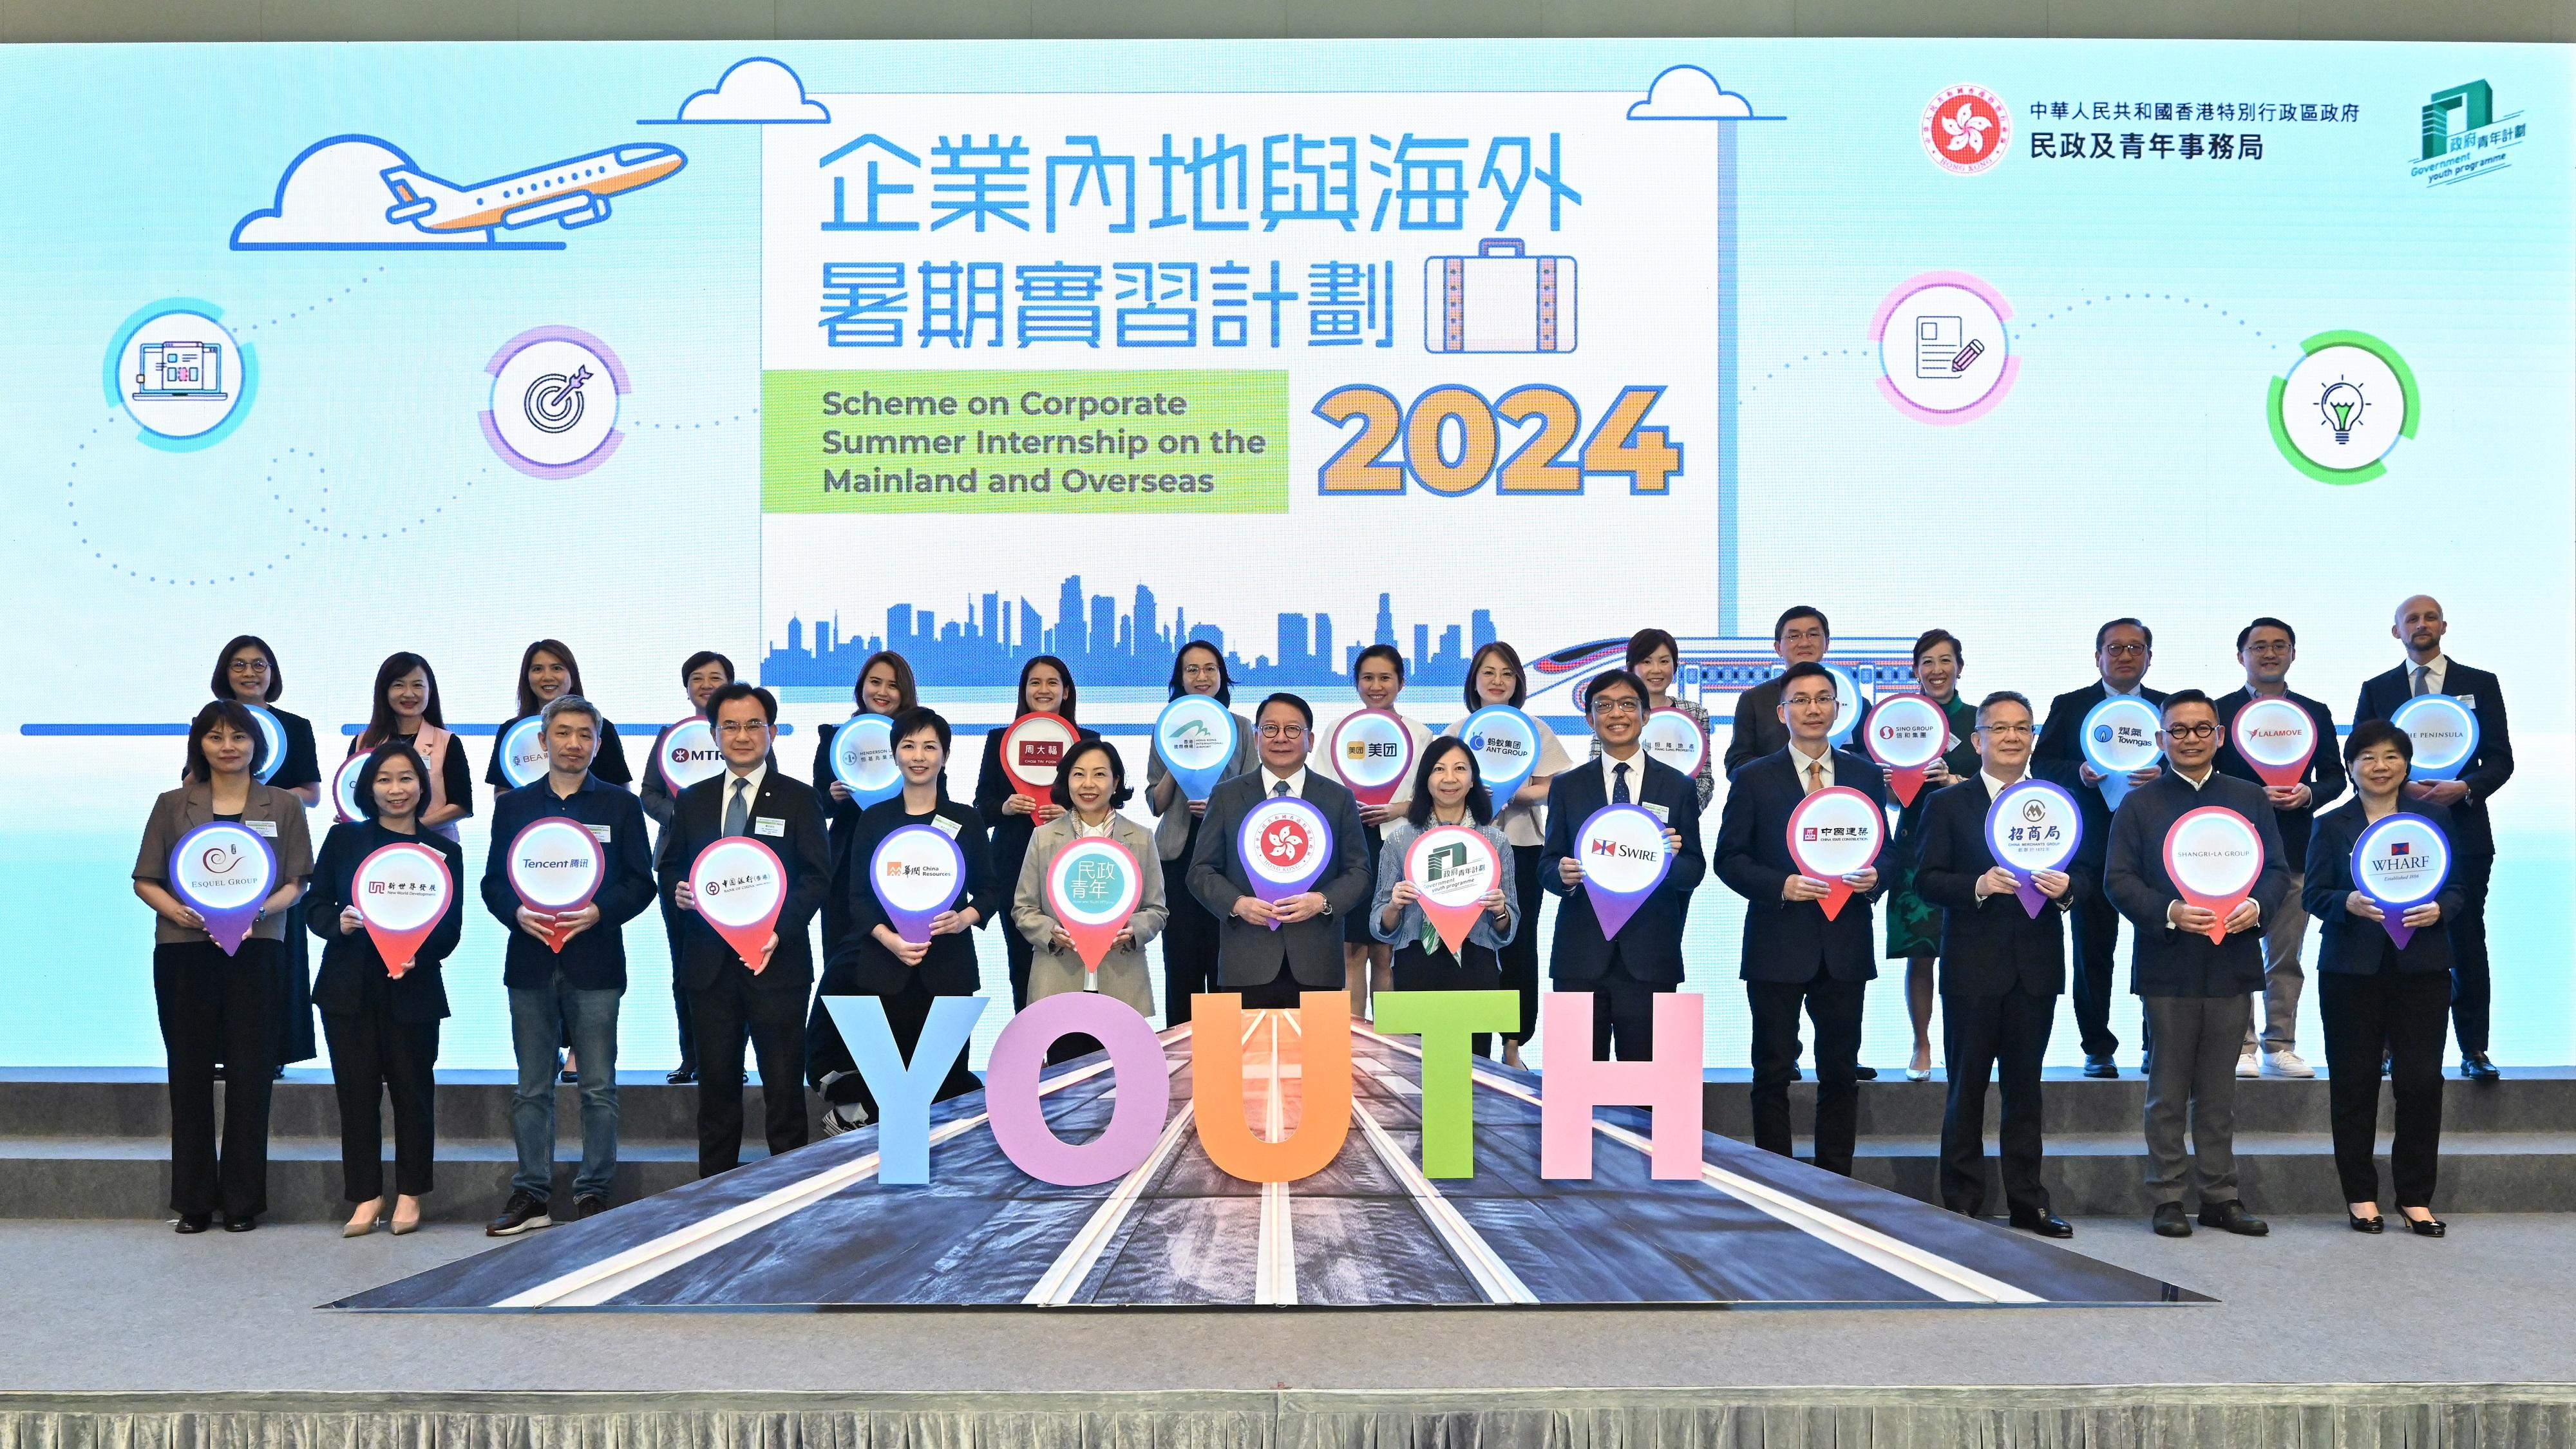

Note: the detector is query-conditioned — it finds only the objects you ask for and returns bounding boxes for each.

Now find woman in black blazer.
[209,635,325,1073]
[2305,718,2465,1237]
[974,655,1097,1011]
[308,741,464,1236]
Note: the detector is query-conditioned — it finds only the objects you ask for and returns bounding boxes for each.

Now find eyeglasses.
[2163,722,2217,741]
[2101,642,2147,657]
[1978,722,2034,737]
[1257,723,1307,739]
[227,659,269,673]
[1589,697,1642,716]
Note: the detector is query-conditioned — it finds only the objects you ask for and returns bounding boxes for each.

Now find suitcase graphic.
[1425,238,1578,354]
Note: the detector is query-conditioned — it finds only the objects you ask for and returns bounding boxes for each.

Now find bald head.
[2393,595,2447,662]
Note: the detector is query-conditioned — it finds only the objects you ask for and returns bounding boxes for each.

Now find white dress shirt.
[2410,654,2450,694]
[1598,748,1647,802]
[1260,765,1309,798]
[1788,740,1835,792]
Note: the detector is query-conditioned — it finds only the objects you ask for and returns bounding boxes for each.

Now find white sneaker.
[2262,1049,2315,1079]
[2236,1050,2260,1079]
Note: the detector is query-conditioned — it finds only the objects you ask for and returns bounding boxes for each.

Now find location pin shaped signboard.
[1786,785,1885,922]
[1045,836,1144,974]
[1574,804,1671,940]
[690,837,788,972]
[1405,824,1502,954]
[505,817,603,952]
[352,841,453,978]
[168,822,278,956]
[2163,806,2264,946]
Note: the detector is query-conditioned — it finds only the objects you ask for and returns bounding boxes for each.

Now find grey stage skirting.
[9,1386,2576,1449]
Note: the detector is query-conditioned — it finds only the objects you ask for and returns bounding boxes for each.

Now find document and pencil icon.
[1914,316,1983,379]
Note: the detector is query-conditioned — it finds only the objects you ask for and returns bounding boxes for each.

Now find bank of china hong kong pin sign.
[1639,707,1707,782]
[1576,804,1670,939]
[1329,708,1414,807]
[330,752,368,824]
[1863,693,1948,806]
[2164,806,2264,946]
[243,704,287,785]
[495,714,549,789]
[169,821,278,955]
[1046,837,1145,981]
[2229,697,2318,788]
[506,817,603,952]
[1002,712,1080,802]
[1787,785,1884,921]
[1406,825,1504,954]
[1153,696,1236,802]
[353,842,452,978]
[2391,694,2478,783]
[658,717,724,794]
[690,837,788,971]
[1459,705,1540,807]
[1985,779,2083,918]
[828,712,902,808]
[2081,695,2164,811]
[2354,812,2450,950]
[1240,795,1332,931]
[871,823,966,943]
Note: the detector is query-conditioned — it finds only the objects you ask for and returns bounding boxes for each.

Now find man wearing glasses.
[2212,618,2346,1080]
[2103,690,2289,1238]
[1186,692,1371,1010]
[2034,618,2168,1077]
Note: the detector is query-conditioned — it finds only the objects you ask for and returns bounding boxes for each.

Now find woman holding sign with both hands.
[1340,644,1438,1019]
[976,656,1097,1011]
[1014,739,1169,1060]
[1875,629,1980,1081]
[1450,643,1569,1068]
[307,741,464,1238]
[207,635,323,1075]
[1146,641,1258,1025]
[1372,738,1517,1060]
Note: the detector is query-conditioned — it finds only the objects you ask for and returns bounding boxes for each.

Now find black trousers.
[1584,971,1667,1063]
[1237,971,1313,1009]
[2447,849,2496,1055]
[662,900,698,1074]
[1391,938,1503,1058]
[1938,987,2056,1219]
[835,976,985,1119]
[2068,880,2123,1059]
[1747,974,1867,1175]
[276,902,317,1066]
[2320,969,2448,1208]
[1499,844,1544,1046]
[322,1009,439,1201]
[1160,833,1221,1027]
[693,971,811,1177]
[155,940,280,1218]
[1005,929,1034,1012]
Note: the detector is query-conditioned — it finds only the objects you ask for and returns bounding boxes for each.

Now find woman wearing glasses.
[207,636,324,1074]
[1448,642,1571,1068]
[1372,737,1517,1059]
[1144,641,1257,1025]
[1877,629,1980,1081]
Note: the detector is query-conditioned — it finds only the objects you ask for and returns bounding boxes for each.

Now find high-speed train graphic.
[380,144,685,233]
[1522,634,1926,723]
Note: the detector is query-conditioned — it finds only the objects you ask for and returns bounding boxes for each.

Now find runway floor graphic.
[337,1012,2206,1310]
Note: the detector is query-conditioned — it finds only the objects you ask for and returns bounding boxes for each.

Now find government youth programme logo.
[1924,86,2009,175]
[1065,857,1124,909]
[2414,79,2527,189]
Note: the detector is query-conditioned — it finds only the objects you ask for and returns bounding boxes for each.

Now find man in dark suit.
[2033,616,2168,1077]
[2353,594,2514,1082]
[1542,668,1705,1061]
[657,683,830,1179]
[1723,604,1830,775]
[1913,690,2079,1236]
[1187,692,1371,1009]
[2105,690,2290,1238]
[2212,617,2346,1080]
[1713,661,1886,1175]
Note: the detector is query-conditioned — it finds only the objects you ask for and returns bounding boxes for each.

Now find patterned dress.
[1882,694,1981,959]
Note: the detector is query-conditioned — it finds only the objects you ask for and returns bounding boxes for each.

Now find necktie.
[1612,762,1631,805]
[1807,761,1825,795]
[1273,780,1291,798]
[724,777,750,837]
[2412,665,2431,697]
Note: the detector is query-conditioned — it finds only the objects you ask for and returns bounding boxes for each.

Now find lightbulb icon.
[2318,379,2365,445]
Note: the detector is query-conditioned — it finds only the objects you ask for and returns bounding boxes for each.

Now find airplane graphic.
[381,144,685,234]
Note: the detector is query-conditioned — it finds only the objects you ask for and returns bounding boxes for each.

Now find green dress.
[1882,694,1980,959]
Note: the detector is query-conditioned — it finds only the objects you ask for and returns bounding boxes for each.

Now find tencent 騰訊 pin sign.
[1862,692,1947,806]
[353,841,451,978]
[2391,694,2477,783]
[691,837,788,971]
[1787,784,1884,921]
[1405,824,1503,954]
[828,713,901,808]
[495,714,547,789]
[1153,695,1236,802]
[1045,835,1144,978]
[1575,804,1669,940]
[2228,697,2316,788]
[2081,695,2163,810]
[1239,794,1332,931]
[169,821,278,955]
[2163,806,2264,946]
[1329,708,1414,807]
[1458,705,1540,807]
[871,823,966,943]
[506,817,603,952]
[2353,811,2450,951]
[1984,778,2081,918]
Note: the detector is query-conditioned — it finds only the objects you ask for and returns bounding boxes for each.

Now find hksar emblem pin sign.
[1984,778,2082,918]
[2352,812,2450,950]
[1153,696,1236,802]
[352,841,451,978]
[1575,804,1669,940]
[243,704,287,784]
[658,717,724,793]
[1638,707,1705,781]
[1786,785,1884,922]
[2163,806,2264,946]
[1863,692,1948,806]
[2080,695,2164,810]
[2229,697,2317,787]
[1001,712,1080,802]
[871,822,965,943]
[690,837,788,972]
[1405,824,1502,955]
[1046,836,1144,975]
[1240,794,1332,932]
[504,817,603,952]
[829,713,902,808]
[2391,694,2477,782]
[1329,708,1414,807]
[495,714,548,789]
[169,821,278,955]
[330,752,369,823]
[1459,705,1540,808]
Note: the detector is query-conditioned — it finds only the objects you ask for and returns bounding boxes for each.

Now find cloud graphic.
[231,135,547,251]
[647,57,830,126]
[1627,65,1767,121]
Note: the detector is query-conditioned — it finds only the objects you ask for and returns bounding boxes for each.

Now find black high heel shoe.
[2348,1211,2385,1234]
[2403,1213,2447,1238]
[175,1213,213,1235]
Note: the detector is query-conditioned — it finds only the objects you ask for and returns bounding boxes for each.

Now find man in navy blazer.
[2033,617,2169,1078]
[2105,690,2290,1238]
[2352,594,2514,1082]
[1188,692,1372,1009]
[1541,668,1703,1061]
[1713,661,1888,1176]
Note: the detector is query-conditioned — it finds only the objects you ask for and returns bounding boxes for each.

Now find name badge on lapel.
[2458,694,2478,710]
[930,814,964,839]
[245,819,279,838]
[587,825,614,843]
[753,817,786,838]
[1642,802,1671,824]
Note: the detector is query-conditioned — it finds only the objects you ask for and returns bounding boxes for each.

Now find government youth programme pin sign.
[2390,694,2477,782]
[658,717,725,793]
[2228,697,2317,787]
[1575,804,1669,940]
[2353,811,2450,950]
[1638,707,1706,781]
[1458,705,1541,808]
[871,822,967,943]
[505,816,603,952]
[352,841,452,977]
[1329,708,1414,807]
[1984,777,2082,918]
[829,712,902,808]
[2080,695,2164,810]
[169,821,278,955]
[690,837,788,971]
[1405,824,1503,955]
[2163,806,2264,945]
[1862,692,1948,806]
[1001,712,1081,802]
[1786,784,1884,922]
[1045,835,1145,974]
[1239,794,1332,931]
[1153,696,1236,802]
[495,714,548,789]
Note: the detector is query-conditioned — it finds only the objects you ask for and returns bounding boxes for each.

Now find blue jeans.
[508,975,620,1202]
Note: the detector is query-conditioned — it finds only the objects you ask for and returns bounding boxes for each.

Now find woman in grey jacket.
[1372,737,1517,1058]
[1015,739,1170,1054]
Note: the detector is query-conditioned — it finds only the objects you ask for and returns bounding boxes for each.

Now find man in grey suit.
[1188,692,1372,1009]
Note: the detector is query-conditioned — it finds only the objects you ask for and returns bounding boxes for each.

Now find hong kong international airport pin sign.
[495,714,548,789]
[169,820,278,954]
[1001,712,1081,802]
[2391,694,2478,782]
[2353,811,2450,949]
[871,822,967,943]
[1458,705,1541,808]
[1575,804,1669,940]
[352,840,452,977]
[1045,835,1145,974]
[1862,692,1948,806]
[2163,806,2264,945]
[1786,784,1884,921]
[1405,824,1503,954]
[2228,697,2317,787]
[243,703,287,784]
[1240,794,1332,930]
[690,837,788,971]
[2081,695,2164,810]
[829,712,902,808]
[1153,695,1237,802]
[1329,708,1415,806]
[658,716,724,793]
[1985,778,2082,917]
[1638,706,1707,781]
[331,752,369,823]
[505,816,604,952]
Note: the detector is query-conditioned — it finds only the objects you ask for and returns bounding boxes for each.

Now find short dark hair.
[1975,690,2033,727]
[210,635,283,703]
[1778,660,1835,694]
[889,705,950,754]
[1352,643,1406,684]
[2096,617,2152,650]
[1911,628,1962,669]
[1168,639,1233,705]
[1018,654,1077,723]
[185,699,266,782]
[1585,668,1648,712]
[540,694,601,733]
[705,682,778,726]
[2161,688,2217,723]
[1256,692,1314,730]
[679,650,736,686]
[1624,628,1680,672]
[1405,736,1494,828]
[2344,717,2413,764]
[354,740,431,822]
[2237,617,2297,650]
[1774,606,1829,641]
[1050,737,1133,811]
[1464,641,1527,711]
[855,650,917,712]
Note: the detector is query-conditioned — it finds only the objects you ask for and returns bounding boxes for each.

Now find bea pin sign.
[1045,836,1146,980]
[495,715,549,789]
[690,837,788,971]
[505,817,603,952]
[2163,806,2264,945]
[2353,812,2451,950]
[1984,778,2082,918]
[352,841,451,978]
[1240,795,1332,931]
[1862,693,1948,806]
[169,821,278,955]
[1786,785,1884,921]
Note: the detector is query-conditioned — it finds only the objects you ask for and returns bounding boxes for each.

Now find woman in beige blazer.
[1014,739,1169,1050]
